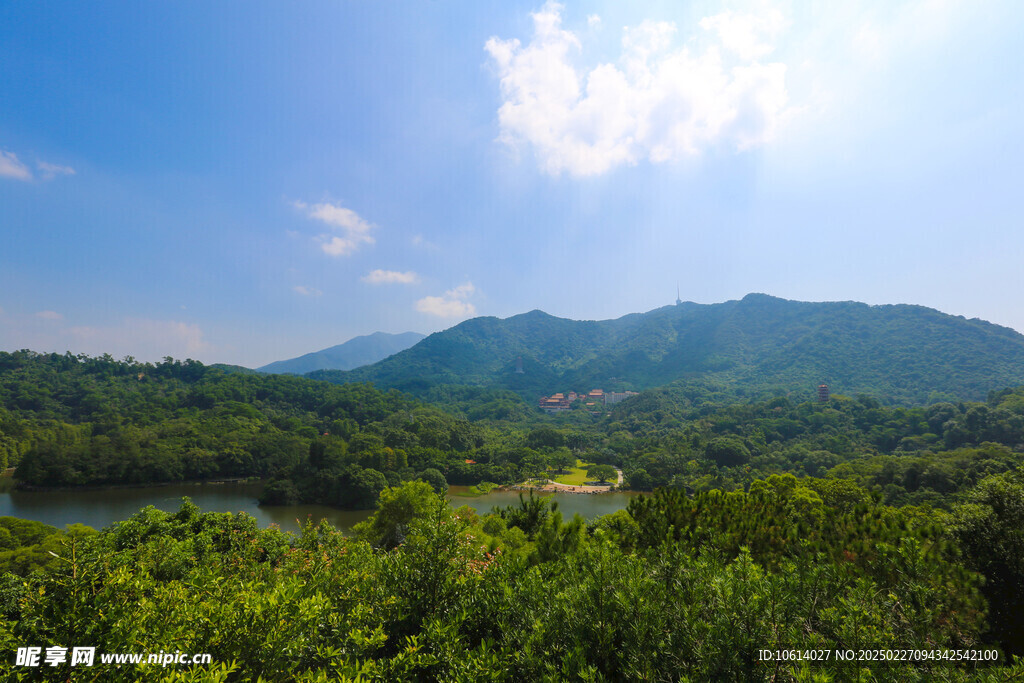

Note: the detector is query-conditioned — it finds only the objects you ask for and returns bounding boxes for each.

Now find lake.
[0,481,644,534]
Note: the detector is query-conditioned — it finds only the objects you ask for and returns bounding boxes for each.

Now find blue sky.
[2,0,1023,367]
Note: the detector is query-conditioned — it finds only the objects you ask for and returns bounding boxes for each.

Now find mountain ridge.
[258,331,425,375]
[307,295,1024,404]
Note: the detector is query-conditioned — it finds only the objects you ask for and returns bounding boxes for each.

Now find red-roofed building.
[539,394,570,413]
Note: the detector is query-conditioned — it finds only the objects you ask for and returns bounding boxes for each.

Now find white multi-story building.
[604,391,638,405]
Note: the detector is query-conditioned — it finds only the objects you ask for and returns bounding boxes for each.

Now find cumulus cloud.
[485,2,790,176]
[416,282,477,318]
[294,200,376,256]
[34,310,64,321]
[446,282,476,299]
[416,297,476,318]
[0,151,33,181]
[699,9,786,61]
[362,269,419,285]
[292,285,323,296]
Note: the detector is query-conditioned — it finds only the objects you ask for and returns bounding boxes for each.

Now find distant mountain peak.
[258,331,425,375]
[740,292,781,302]
[508,309,557,321]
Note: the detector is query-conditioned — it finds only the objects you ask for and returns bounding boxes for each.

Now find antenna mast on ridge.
[676,284,682,306]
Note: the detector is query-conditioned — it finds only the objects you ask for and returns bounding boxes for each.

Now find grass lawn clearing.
[550,461,610,486]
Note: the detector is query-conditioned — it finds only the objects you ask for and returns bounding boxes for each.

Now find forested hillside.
[0,351,481,507]
[606,383,1024,507]
[6,350,1024,516]
[311,294,1024,404]
[5,350,1024,675]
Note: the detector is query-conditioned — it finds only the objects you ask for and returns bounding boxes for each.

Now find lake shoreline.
[2,481,644,534]
[508,484,617,495]
[11,476,263,493]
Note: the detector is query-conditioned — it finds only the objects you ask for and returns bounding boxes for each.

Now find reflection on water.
[0,481,644,535]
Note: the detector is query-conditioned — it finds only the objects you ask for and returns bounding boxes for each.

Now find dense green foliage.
[586,464,616,483]
[7,349,1024,518]
[0,518,95,577]
[311,294,1024,404]
[1,480,1022,680]
[602,385,1024,508]
[0,351,491,506]
[0,350,411,483]
[952,471,1024,655]
[1,292,1023,679]
[5,345,1024,677]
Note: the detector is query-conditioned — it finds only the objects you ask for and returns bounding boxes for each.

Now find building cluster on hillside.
[538,388,638,414]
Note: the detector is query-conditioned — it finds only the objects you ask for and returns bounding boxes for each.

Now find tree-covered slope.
[0,350,478,497]
[258,331,425,374]
[312,294,1024,404]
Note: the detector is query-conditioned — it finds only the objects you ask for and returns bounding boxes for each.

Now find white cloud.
[294,200,376,256]
[587,14,601,27]
[851,22,884,63]
[0,151,76,181]
[485,2,790,176]
[416,282,477,318]
[34,310,63,321]
[416,297,476,318]
[0,151,33,181]
[445,282,475,299]
[699,9,786,61]
[362,269,420,285]
[292,285,323,296]
[37,161,76,180]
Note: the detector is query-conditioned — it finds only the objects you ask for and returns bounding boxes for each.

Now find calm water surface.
[0,482,643,534]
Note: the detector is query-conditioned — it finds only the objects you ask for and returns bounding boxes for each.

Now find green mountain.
[259,331,425,375]
[309,294,1024,404]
